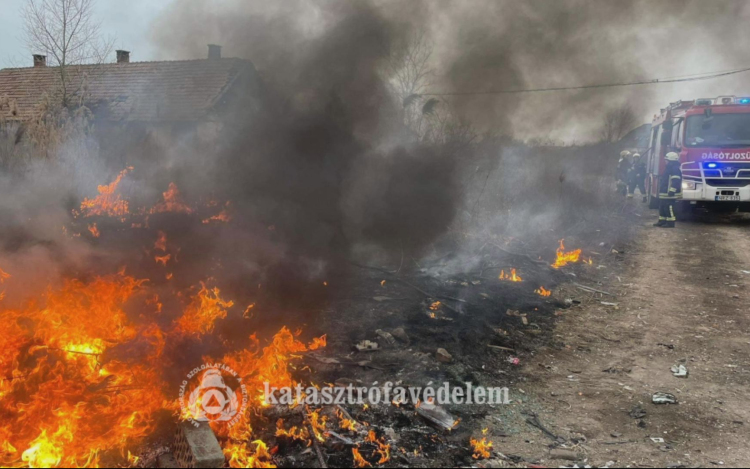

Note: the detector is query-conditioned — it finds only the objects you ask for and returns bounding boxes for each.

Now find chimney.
[208,44,222,60]
[116,50,130,64]
[33,54,46,67]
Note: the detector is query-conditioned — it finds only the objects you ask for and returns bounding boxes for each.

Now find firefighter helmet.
[666,152,680,161]
[632,153,641,159]
[620,150,631,158]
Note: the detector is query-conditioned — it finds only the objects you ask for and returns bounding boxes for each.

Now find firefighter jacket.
[616,157,631,182]
[659,160,683,200]
[629,160,647,184]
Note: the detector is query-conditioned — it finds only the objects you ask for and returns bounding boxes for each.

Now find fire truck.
[646,96,750,214]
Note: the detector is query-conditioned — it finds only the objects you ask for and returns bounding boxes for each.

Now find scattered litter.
[390,327,410,344]
[549,448,580,461]
[610,432,623,438]
[375,329,396,346]
[507,357,521,366]
[652,392,678,405]
[657,343,676,350]
[671,364,689,378]
[436,348,453,363]
[650,437,665,444]
[487,344,515,353]
[601,302,619,307]
[742,271,750,275]
[416,402,458,431]
[629,406,647,419]
[355,340,379,352]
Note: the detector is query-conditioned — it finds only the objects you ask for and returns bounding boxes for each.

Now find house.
[0,45,259,126]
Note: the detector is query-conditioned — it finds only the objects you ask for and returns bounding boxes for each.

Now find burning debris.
[498,268,523,282]
[551,239,583,269]
[535,286,552,297]
[470,429,493,460]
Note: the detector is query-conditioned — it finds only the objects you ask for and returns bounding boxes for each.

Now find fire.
[429,301,441,311]
[365,430,391,465]
[1,166,338,467]
[352,448,372,468]
[154,231,168,251]
[551,239,582,269]
[535,286,552,297]
[155,254,171,266]
[470,435,493,460]
[498,269,523,282]
[224,440,275,469]
[87,223,100,238]
[338,409,359,432]
[79,167,132,219]
[0,273,165,469]
[203,204,232,224]
[176,283,234,335]
[150,183,194,214]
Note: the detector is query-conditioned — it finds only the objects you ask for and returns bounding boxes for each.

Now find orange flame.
[154,231,168,251]
[155,254,171,267]
[535,286,552,297]
[552,239,582,269]
[470,435,493,460]
[176,283,233,335]
[79,168,133,219]
[352,448,372,468]
[498,269,523,282]
[87,223,100,238]
[150,183,194,214]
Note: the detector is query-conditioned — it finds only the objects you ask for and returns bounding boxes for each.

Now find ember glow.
[551,239,582,269]
[498,268,523,282]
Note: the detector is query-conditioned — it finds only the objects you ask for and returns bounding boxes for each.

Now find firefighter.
[628,152,648,202]
[654,152,683,228]
[616,150,632,197]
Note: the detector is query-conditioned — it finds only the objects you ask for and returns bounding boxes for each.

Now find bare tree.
[384,28,436,134]
[22,0,114,107]
[600,105,638,143]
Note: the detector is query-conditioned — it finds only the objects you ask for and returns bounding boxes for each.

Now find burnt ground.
[245,201,640,468]
[255,201,750,468]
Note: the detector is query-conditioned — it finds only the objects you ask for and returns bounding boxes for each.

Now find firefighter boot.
[653,220,666,227]
[662,221,676,229]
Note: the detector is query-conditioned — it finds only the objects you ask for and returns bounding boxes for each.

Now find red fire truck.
[646,96,750,214]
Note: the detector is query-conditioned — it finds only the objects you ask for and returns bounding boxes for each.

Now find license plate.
[716,195,741,201]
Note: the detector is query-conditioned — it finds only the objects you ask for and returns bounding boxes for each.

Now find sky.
[0,0,169,69]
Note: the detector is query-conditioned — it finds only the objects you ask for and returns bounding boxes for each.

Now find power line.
[420,65,750,96]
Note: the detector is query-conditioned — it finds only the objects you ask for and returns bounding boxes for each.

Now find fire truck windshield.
[685,113,750,147]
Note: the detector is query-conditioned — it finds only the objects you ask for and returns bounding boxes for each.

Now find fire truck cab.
[646,96,750,213]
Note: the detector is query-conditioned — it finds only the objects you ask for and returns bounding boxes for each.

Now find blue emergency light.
[739,97,750,104]
[707,163,718,169]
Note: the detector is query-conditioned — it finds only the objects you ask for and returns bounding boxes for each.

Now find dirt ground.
[500,213,750,467]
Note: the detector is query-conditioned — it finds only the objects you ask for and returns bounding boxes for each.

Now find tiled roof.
[0,58,255,122]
